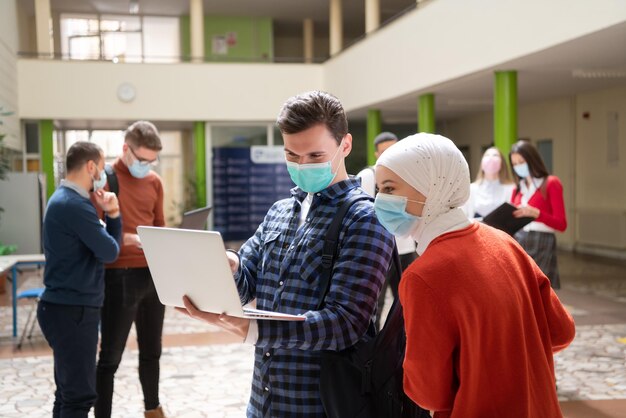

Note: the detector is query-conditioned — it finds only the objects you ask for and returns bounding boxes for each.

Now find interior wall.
[439,86,626,252]
[273,33,331,63]
[0,0,20,151]
[439,111,493,179]
[18,60,324,121]
[180,15,273,62]
[17,4,36,55]
[518,97,576,247]
[441,98,577,248]
[576,85,626,211]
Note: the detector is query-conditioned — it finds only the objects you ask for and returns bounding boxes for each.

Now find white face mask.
[374,193,426,237]
[513,162,530,179]
[92,165,107,191]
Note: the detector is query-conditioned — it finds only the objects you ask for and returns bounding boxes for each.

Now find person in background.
[178,91,395,417]
[462,146,515,219]
[374,133,575,417]
[509,139,567,289]
[357,131,417,329]
[95,121,167,418]
[38,141,121,417]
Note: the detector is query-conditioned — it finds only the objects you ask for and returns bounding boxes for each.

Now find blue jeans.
[37,301,100,418]
[95,267,165,417]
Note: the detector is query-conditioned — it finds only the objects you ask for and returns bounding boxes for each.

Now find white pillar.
[365,0,380,34]
[190,0,205,62]
[329,0,343,56]
[35,0,54,57]
[303,18,314,64]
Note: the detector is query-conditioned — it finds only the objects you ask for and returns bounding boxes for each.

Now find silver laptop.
[179,206,212,230]
[137,226,304,321]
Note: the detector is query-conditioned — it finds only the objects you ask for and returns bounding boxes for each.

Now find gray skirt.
[514,230,561,289]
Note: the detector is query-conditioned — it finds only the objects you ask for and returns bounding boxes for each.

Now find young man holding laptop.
[178,91,395,417]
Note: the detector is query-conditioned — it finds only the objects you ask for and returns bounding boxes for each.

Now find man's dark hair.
[125,120,162,151]
[374,131,398,147]
[276,91,348,144]
[66,141,103,173]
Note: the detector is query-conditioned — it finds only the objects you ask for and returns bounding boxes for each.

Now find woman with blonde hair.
[373,133,574,417]
[463,146,514,219]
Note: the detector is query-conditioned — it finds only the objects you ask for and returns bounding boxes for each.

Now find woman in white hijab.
[374,133,575,418]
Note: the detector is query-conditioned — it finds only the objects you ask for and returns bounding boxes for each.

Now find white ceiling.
[24,0,626,126]
[364,21,626,123]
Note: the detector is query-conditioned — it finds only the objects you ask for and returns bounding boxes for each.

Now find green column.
[194,122,207,208]
[366,109,381,166]
[418,93,435,133]
[494,71,517,155]
[40,120,55,199]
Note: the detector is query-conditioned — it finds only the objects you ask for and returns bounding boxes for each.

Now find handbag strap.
[316,195,372,310]
[316,194,401,313]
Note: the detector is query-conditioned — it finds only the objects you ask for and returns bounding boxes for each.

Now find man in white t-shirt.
[357,131,417,329]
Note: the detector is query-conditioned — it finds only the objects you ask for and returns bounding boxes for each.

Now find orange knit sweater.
[400,222,575,418]
[98,158,164,269]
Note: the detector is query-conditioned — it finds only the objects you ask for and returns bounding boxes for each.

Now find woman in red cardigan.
[509,140,567,289]
[374,133,575,417]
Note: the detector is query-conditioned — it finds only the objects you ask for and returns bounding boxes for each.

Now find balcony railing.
[18,2,419,65]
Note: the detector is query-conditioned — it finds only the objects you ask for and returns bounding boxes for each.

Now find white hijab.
[376,133,472,255]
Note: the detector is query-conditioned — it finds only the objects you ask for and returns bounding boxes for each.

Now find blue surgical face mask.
[513,162,530,179]
[286,142,343,193]
[374,193,425,237]
[129,160,152,179]
[92,168,107,191]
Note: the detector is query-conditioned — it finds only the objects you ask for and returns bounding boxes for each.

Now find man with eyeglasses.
[93,121,168,418]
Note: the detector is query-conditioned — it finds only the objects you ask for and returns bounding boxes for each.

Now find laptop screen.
[179,206,212,230]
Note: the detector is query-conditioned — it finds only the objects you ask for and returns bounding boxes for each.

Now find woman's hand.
[513,205,540,219]
[176,295,250,339]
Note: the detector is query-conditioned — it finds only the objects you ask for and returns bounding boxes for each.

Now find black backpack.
[317,195,430,418]
[104,164,119,196]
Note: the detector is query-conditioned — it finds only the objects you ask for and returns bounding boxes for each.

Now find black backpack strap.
[104,164,119,196]
[316,194,373,311]
[375,249,403,347]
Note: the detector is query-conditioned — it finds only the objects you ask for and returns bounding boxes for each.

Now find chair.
[16,287,45,349]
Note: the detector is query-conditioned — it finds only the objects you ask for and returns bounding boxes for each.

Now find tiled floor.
[1,250,625,417]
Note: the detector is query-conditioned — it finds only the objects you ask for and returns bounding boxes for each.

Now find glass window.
[102,32,142,62]
[60,14,180,62]
[100,15,141,32]
[143,17,180,63]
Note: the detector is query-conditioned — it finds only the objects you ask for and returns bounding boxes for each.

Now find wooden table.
[0,254,46,337]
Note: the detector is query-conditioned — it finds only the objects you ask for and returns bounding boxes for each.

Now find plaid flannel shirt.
[235,178,395,417]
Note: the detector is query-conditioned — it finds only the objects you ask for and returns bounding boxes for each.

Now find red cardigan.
[510,175,567,232]
[400,223,575,418]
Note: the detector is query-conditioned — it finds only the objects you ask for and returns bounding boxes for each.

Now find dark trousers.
[376,252,417,330]
[37,301,100,418]
[95,267,165,417]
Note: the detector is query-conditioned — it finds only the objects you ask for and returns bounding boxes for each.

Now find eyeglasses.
[128,146,159,166]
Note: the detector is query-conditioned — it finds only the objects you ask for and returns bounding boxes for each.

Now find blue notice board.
[213,146,294,241]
